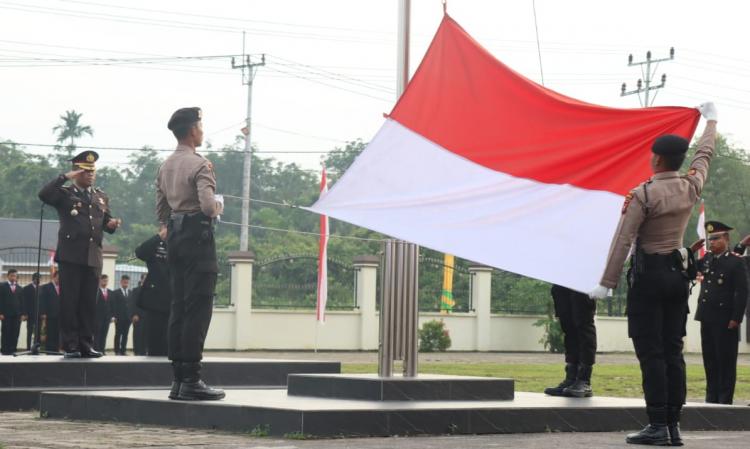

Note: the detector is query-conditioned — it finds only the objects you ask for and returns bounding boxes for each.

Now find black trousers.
[551,285,597,366]
[700,322,739,404]
[45,317,60,352]
[113,319,130,354]
[58,262,99,352]
[0,316,21,355]
[94,319,110,352]
[167,217,217,363]
[146,311,169,356]
[627,269,689,409]
[26,320,35,350]
[133,319,147,355]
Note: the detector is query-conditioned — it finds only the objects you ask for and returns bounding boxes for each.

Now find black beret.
[167,107,202,131]
[652,134,689,156]
[69,150,99,171]
[705,221,733,233]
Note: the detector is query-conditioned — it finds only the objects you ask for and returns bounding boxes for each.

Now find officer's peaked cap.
[705,221,733,233]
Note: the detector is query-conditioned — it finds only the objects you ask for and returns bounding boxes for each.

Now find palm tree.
[52,110,94,160]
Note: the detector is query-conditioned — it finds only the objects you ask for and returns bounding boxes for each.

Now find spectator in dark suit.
[40,271,62,352]
[22,272,40,350]
[1,269,28,355]
[93,274,114,354]
[111,275,132,355]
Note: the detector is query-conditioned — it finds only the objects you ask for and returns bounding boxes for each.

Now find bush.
[418,319,452,352]
[533,302,565,353]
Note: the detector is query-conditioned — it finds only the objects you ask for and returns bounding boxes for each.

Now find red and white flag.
[309,15,699,292]
[696,200,706,258]
[316,165,330,322]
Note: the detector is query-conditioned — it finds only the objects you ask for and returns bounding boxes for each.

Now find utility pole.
[620,47,674,107]
[232,52,265,251]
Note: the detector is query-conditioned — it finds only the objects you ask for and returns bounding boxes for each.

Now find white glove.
[697,102,717,121]
[588,284,609,300]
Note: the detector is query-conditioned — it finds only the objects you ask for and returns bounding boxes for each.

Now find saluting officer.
[590,103,717,446]
[156,107,224,401]
[694,221,748,404]
[38,151,121,358]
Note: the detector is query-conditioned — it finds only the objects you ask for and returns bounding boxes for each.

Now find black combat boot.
[563,364,593,398]
[667,405,683,447]
[544,363,577,396]
[177,362,226,401]
[626,405,670,446]
[169,361,181,400]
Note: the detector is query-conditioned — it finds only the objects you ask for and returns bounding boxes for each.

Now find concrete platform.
[287,373,514,401]
[39,389,750,437]
[0,356,340,411]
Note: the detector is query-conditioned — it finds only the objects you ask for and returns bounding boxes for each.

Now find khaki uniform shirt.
[600,122,717,288]
[155,144,220,224]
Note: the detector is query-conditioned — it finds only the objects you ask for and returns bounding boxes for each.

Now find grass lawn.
[342,363,750,401]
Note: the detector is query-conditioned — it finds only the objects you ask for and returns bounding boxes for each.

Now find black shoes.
[667,406,683,446]
[177,379,226,401]
[563,364,593,398]
[171,362,225,401]
[544,363,577,396]
[63,351,82,359]
[169,361,182,400]
[627,406,670,446]
[81,348,103,358]
[626,424,670,446]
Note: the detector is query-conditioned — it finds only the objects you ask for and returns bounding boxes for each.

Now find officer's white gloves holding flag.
[698,102,717,121]
[588,284,609,300]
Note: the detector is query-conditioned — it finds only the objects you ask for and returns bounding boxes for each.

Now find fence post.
[354,255,379,351]
[228,250,255,350]
[469,263,493,351]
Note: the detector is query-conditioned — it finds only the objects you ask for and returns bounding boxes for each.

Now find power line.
[4,142,337,154]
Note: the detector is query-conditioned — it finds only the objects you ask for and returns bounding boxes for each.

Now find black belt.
[643,252,678,271]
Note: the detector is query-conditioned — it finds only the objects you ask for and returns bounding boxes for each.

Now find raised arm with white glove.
[697,102,717,121]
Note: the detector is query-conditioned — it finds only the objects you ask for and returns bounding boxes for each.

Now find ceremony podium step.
[0,356,340,411]
[286,373,514,401]
[38,389,750,437]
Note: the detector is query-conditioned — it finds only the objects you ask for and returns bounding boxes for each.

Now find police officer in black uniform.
[135,230,171,356]
[38,151,121,358]
[156,108,224,400]
[544,285,597,397]
[694,221,748,404]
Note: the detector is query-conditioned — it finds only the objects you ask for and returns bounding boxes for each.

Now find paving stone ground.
[2,411,750,449]
[4,351,750,448]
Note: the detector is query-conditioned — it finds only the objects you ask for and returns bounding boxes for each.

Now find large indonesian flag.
[310,15,700,292]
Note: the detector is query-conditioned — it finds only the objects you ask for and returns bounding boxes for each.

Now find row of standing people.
[0,270,61,354]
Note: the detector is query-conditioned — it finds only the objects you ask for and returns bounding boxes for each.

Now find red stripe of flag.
[316,165,329,322]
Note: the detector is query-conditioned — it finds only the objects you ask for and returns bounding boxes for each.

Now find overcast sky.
[1,0,748,173]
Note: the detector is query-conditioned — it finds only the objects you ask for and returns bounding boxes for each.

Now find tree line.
[1,113,748,313]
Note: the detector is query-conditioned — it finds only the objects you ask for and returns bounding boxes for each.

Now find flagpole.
[397,0,410,96]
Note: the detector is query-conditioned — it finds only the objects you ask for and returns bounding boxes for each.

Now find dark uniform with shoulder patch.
[38,151,117,356]
[694,221,748,404]
[600,121,716,444]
